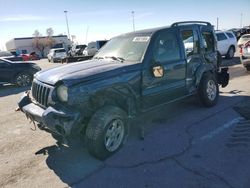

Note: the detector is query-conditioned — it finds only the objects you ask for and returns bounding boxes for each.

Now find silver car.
[47,48,67,63]
[239,34,250,71]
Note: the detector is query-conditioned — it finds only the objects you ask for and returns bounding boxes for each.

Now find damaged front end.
[18,82,82,138]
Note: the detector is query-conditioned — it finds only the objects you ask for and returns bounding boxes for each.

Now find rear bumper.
[18,91,82,136]
[240,55,250,67]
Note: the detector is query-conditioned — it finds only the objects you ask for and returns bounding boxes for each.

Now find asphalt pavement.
[0,57,250,188]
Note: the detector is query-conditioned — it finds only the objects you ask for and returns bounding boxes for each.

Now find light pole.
[240,13,243,28]
[131,11,135,32]
[216,17,219,30]
[64,11,71,41]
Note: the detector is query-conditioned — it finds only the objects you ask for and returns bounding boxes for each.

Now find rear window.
[216,33,227,41]
[242,35,250,39]
[225,32,235,38]
[55,49,66,53]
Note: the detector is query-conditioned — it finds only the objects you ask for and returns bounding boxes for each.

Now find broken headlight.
[57,85,68,102]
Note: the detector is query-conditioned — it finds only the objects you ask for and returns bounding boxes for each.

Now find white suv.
[215,31,237,59]
[47,48,67,63]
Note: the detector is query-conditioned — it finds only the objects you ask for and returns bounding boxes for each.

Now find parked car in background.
[47,48,67,63]
[0,51,23,61]
[228,28,242,40]
[21,52,40,61]
[69,44,87,56]
[238,34,250,47]
[239,36,250,71]
[0,58,41,86]
[83,40,108,56]
[215,31,237,59]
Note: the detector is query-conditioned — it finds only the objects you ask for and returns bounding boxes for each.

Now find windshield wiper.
[105,56,125,63]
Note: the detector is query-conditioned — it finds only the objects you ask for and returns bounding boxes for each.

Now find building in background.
[5,35,71,57]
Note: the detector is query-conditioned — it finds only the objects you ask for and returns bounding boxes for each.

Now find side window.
[225,32,234,39]
[216,33,227,41]
[181,30,199,56]
[202,31,215,53]
[153,31,181,63]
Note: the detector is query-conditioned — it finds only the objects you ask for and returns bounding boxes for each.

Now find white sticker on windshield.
[133,36,150,42]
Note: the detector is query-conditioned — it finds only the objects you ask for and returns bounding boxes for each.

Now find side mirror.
[152,65,164,78]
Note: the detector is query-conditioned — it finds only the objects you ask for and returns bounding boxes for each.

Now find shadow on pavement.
[35,138,102,186]
[0,84,29,97]
[33,92,250,187]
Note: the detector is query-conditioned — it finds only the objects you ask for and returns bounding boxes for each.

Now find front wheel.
[15,72,32,87]
[198,73,219,107]
[85,105,128,160]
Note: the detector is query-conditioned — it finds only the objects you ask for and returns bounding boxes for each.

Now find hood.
[35,59,130,86]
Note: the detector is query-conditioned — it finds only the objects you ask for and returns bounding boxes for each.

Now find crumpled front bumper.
[18,91,82,136]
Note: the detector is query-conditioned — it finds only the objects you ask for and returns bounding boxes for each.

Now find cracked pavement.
[0,60,250,188]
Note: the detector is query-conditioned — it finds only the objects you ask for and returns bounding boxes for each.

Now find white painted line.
[199,117,244,141]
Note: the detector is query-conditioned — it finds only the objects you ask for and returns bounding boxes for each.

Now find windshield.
[94,35,150,62]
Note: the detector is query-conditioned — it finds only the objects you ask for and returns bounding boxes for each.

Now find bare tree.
[46,28,55,49]
[32,28,55,57]
[46,28,54,37]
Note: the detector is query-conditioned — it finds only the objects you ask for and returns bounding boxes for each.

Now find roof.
[12,35,68,41]
[118,21,213,37]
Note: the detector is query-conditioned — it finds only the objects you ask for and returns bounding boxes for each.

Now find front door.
[142,29,186,110]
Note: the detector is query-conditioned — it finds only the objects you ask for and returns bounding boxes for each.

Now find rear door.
[180,26,203,93]
[200,28,217,65]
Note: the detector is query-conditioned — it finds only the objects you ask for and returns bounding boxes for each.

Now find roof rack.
[171,21,212,27]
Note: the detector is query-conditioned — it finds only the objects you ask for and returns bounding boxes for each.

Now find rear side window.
[153,31,181,62]
[216,33,227,41]
[202,31,215,52]
[181,30,199,56]
[225,32,235,38]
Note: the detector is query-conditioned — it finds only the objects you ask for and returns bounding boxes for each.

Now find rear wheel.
[226,46,235,59]
[198,73,219,107]
[15,72,32,87]
[85,105,128,160]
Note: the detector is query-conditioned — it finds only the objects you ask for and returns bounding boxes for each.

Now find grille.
[31,81,51,107]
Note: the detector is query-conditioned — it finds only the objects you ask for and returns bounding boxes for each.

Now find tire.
[85,105,128,160]
[15,72,32,87]
[225,46,235,59]
[246,66,250,71]
[198,73,219,107]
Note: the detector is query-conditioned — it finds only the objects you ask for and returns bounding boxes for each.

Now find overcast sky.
[0,0,249,50]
